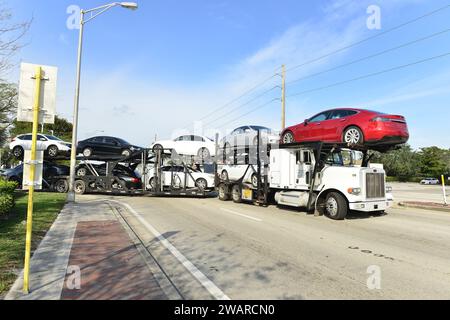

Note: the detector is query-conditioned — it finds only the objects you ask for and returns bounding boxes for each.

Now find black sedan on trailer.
[75,163,142,190]
[76,136,142,158]
[0,162,70,189]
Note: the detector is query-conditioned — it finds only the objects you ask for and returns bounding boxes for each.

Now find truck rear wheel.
[74,180,86,195]
[218,183,229,201]
[325,192,348,220]
[231,185,242,203]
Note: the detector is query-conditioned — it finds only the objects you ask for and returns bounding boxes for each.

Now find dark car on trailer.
[0,162,70,189]
[76,136,143,158]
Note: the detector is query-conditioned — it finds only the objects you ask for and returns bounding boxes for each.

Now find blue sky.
[5,0,450,148]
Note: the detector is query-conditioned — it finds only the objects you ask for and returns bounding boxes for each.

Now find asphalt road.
[86,191,450,300]
[390,182,449,203]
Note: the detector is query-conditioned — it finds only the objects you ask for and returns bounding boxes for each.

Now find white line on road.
[109,200,230,301]
[220,208,263,222]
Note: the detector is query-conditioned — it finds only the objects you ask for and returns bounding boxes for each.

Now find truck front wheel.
[325,192,348,220]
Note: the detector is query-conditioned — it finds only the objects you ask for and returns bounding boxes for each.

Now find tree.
[418,147,450,178]
[9,115,73,142]
[371,145,420,181]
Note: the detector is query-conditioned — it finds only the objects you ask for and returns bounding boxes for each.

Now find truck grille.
[366,172,385,199]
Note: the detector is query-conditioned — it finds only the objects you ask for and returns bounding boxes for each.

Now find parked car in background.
[281,108,409,147]
[0,161,70,189]
[9,134,71,159]
[420,178,440,185]
[145,165,215,191]
[151,135,216,159]
[221,125,279,153]
[77,136,142,158]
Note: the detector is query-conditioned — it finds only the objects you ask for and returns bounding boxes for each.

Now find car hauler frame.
[146,147,214,197]
[215,131,394,220]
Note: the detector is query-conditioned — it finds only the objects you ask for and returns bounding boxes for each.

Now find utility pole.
[281,64,286,131]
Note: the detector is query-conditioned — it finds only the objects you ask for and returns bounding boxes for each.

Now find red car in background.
[281,108,409,146]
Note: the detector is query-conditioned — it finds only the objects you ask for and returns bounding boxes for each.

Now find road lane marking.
[220,208,262,222]
[109,200,230,301]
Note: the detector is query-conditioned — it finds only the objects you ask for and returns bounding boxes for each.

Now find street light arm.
[83,4,117,24]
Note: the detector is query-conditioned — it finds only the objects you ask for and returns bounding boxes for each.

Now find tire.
[74,180,86,195]
[251,173,259,188]
[152,144,163,153]
[343,126,364,145]
[324,192,348,220]
[197,148,210,161]
[231,184,242,203]
[76,167,89,177]
[9,176,21,188]
[54,179,69,193]
[218,183,229,201]
[149,177,156,190]
[47,145,59,158]
[281,131,294,144]
[195,178,208,191]
[221,170,229,181]
[12,146,24,159]
[82,147,93,158]
[121,149,131,157]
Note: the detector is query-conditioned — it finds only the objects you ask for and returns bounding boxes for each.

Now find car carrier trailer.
[215,132,394,220]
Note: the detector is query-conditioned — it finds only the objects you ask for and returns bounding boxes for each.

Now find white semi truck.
[216,141,394,220]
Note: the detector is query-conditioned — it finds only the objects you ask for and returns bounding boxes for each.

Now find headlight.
[386,186,393,193]
[347,187,361,195]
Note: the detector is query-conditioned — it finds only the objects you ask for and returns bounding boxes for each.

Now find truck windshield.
[326,149,363,167]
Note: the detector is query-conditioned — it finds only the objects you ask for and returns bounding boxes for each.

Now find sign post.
[23,66,42,294]
[442,175,448,206]
[18,62,57,294]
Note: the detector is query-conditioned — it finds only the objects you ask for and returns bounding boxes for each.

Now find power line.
[285,3,450,73]
[181,66,282,130]
[204,85,280,127]
[286,51,450,98]
[286,27,450,85]
[216,98,280,129]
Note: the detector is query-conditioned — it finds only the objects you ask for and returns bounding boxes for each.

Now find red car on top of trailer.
[280,108,409,147]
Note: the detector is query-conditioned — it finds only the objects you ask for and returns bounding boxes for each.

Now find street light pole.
[67,2,138,202]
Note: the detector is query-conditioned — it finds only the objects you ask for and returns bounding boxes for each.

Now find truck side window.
[303,151,311,164]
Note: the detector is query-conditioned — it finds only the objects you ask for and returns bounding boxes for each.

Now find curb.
[397,202,450,213]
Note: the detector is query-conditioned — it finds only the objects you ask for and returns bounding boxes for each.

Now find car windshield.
[115,137,130,145]
[45,135,62,141]
[249,126,272,133]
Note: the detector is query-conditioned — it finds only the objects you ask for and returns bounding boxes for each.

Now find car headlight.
[347,187,361,195]
[386,186,393,193]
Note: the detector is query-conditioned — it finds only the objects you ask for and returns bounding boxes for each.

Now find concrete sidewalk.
[5,196,179,300]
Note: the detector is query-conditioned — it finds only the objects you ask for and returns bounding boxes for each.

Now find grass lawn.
[0,192,66,297]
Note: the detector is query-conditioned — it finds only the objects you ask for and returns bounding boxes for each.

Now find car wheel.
[47,145,59,158]
[54,179,69,193]
[122,149,131,157]
[325,192,348,220]
[149,177,156,190]
[12,146,24,159]
[152,144,163,153]
[74,180,86,195]
[9,176,21,188]
[76,167,89,177]
[343,126,364,145]
[218,183,229,201]
[195,178,208,191]
[231,185,242,203]
[197,148,210,161]
[82,147,93,158]
[281,131,294,144]
[221,170,229,181]
[251,173,259,188]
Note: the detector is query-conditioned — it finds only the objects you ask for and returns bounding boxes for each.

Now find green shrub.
[0,194,14,216]
[0,179,17,195]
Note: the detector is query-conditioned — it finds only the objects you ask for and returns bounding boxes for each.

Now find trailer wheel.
[231,185,242,203]
[218,183,229,201]
[251,173,259,188]
[54,179,69,193]
[74,180,86,195]
[221,170,229,181]
[325,192,347,220]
